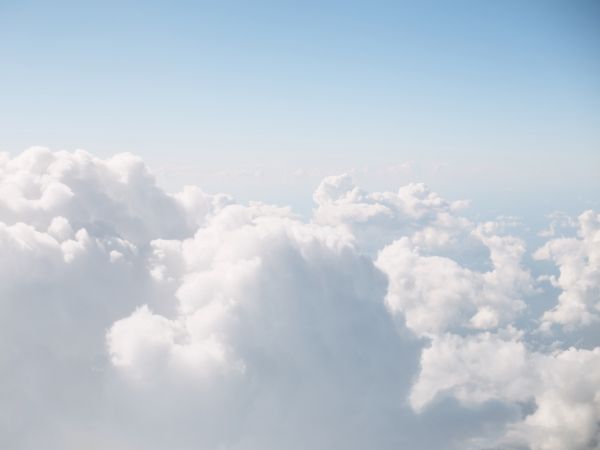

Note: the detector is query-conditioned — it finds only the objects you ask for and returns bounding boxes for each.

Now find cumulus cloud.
[375,226,533,337]
[508,346,600,450]
[411,331,600,450]
[410,329,533,412]
[0,147,230,244]
[535,210,600,330]
[313,174,471,254]
[104,203,424,449]
[1,148,599,450]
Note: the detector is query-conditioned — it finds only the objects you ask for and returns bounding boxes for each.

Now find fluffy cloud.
[104,203,423,449]
[410,329,533,412]
[1,148,598,450]
[535,210,600,330]
[509,347,600,450]
[0,147,229,244]
[375,226,533,337]
[313,174,471,254]
[411,331,600,450]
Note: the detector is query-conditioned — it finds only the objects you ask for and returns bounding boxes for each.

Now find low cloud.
[535,210,600,331]
[1,148,598,450]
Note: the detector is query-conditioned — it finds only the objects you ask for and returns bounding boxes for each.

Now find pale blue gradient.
[1,0,598,215]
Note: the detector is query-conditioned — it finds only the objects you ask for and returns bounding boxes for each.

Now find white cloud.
[535,210,600,330]
[1,148,599,450]
[0,147,227,244]
[508,347,600,450]
[411,331,600,450]
[410,329,532,412]
[313,173,471,254]
[102,201,425,449]
[375,225,533,337]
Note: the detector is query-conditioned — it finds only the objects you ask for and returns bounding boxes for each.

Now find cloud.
[105,202,425,449]
[410,331,600,450]
[409,329,533,412]
[0,148,599,450]
[375,225,534,337]
[508,346,600,450]
[313,174,471,254]
[538,211,577,238]
[535,210,600,330]
[0,147,229,244]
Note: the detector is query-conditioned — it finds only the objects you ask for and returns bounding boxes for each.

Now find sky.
[1,2,600,450]
[1,0,599,214]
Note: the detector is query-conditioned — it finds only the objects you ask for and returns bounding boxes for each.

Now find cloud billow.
[0,148,598,450]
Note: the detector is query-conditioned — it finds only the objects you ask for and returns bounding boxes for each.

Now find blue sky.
[1,0,599,215]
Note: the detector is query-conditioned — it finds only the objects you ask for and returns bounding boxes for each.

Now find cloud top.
[1,148,598,450]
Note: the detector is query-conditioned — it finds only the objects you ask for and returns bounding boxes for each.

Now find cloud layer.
[1,148,598,450]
